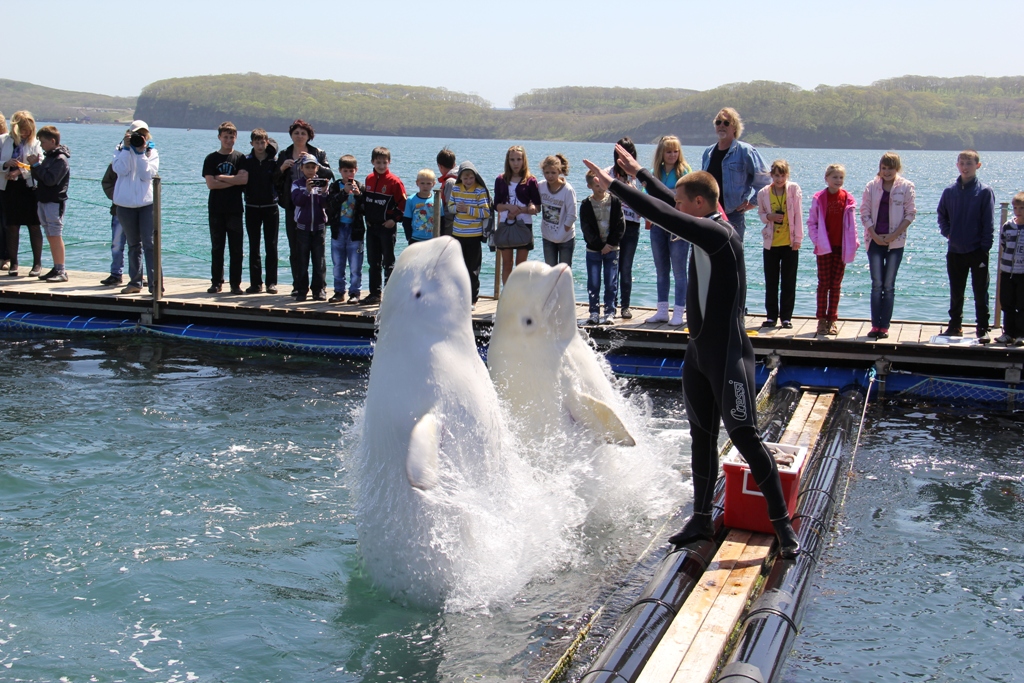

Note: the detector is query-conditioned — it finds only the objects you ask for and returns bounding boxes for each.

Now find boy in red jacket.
[359,146,406,306]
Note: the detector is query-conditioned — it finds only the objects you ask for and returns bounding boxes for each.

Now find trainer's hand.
[613,143,643,177]
[581,159,613,191]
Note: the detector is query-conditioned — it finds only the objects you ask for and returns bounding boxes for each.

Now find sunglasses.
[714,119,732,127]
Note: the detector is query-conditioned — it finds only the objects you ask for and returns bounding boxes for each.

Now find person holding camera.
[112,120,159,294]
[202,122,248,294]
[290,153,331,301]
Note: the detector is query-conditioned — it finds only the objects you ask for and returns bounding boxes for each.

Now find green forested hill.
[0,79,135,124]
[8,73,1024,150]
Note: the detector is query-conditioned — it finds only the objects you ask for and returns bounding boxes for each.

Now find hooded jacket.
[446,161,492,239]
[275,143,331,212]
[30,144,71,204]
[244,138,281,207]
[807,188,859,263]
[756,182,804,250]
[112,143,160,208]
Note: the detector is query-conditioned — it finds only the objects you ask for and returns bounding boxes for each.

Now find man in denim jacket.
[701,107,770,240]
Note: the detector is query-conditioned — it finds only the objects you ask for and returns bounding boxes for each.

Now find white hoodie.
[112,145,160,208]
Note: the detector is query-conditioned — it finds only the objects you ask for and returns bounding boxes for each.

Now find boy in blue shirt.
[402,169,437,244]
[326,155,365,304]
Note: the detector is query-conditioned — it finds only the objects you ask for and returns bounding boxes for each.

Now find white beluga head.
[355,237,567,609]
[488,261,635,447]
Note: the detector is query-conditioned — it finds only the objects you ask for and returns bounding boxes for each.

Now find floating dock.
[1,270,1022,383]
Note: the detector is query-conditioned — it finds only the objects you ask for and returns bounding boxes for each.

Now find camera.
[129,132,146,148]
[310,178,327,188]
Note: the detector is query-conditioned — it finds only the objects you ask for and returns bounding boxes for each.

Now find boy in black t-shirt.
[202,121,249,294]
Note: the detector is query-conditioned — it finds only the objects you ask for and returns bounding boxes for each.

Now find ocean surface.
[2,126,1023,682]
[45,124,1024,323]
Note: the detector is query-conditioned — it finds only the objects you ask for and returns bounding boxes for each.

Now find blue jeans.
[116,204,156,289]
[331,224,364,296]
[725,210,747,240]
[617,221,640,309]
[649,225,689,306]
[586,250,619,315]
[867,242,903,328]
[109,214,126,277]
[543,237,575,267]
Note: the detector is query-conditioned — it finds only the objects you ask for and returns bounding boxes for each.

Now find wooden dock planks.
[636,390,834,683]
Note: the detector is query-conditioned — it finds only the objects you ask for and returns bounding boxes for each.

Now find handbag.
[494,218,533,249]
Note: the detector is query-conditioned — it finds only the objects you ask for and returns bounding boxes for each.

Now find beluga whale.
[354,237,564,609]
[488,260,636,448]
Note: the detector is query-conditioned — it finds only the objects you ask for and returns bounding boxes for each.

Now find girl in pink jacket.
[806,164,859,336]
[756,159,803,329]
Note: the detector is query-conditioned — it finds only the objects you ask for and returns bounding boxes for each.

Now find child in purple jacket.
[290,154,331,301]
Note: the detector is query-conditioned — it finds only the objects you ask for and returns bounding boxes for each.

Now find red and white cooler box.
[722,442,808,534]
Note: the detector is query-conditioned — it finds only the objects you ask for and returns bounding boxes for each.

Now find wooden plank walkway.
[636,391,834,683]
[1,270,1022,376]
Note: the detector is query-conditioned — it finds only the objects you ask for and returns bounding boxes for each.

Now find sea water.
[0,337,689,681]
[50,124,1024,323]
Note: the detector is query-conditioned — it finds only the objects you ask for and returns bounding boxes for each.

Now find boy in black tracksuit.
[243,129,281,293]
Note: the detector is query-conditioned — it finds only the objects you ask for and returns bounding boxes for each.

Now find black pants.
[454,234,483,303]
[245,205,279,288]
[210,212,244,287]
[763,245,799,322]
[365,224,397,296]
[618,220,640,309]
[292,228,326,297]
[999,271,1024,338]
[947,248,990,330]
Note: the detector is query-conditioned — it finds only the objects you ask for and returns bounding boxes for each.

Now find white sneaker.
[1016,337,1024,347]
[647,302,670,323]
[600,313,614,325]
[996,333,1013,344]
[668,308,685,326]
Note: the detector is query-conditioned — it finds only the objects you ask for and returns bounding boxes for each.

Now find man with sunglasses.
[702,108,770,241]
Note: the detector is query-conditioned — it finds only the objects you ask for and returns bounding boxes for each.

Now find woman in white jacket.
[112,121,160,294]
[860,152,916,339]
[1,111,43,276]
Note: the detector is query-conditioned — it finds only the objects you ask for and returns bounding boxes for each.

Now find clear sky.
[32,0,1023,108]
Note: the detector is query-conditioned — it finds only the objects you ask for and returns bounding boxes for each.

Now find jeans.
[543,237,575,267]
[365,224,397,296]
[867,243,904,329]
[331,224,364,296]
[245,205,279,288]
[725,210,747,240]
[109,214,126,277]
[293,228,326,297]
[117,204,156,289]
[650,224,689,306]
[946,248,990,330]
[209,212,244,287]
[586,250,619,315]
[763,245,799,322]
[617,220,640,309]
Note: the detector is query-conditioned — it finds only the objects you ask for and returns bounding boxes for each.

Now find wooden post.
[432,188,441,238]
[152,175,162,319]
[995,202,1009,329]
[493,249,502,299]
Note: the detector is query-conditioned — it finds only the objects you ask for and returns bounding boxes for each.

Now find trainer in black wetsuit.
[602,164,799,558]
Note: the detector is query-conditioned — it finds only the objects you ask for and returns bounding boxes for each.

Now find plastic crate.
[722,442,808,534]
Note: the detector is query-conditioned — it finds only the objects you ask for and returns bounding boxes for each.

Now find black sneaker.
[942,325,963,337]
[359,294,381,306]
[245,284,262,294]
[328,292,346,303]
[620,307,632,319]
[312,291,327,301]
[781,320,793,329]
[37,268,57,281]
[266,284,278,294]
[230,285,244,295]
[294,292,308,302]
[977,328,991,344]
[100,275,123,286]
[207,283,222,294]
[46,270,68,283]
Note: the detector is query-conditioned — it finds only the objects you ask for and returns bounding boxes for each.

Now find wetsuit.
[609,170,797,554]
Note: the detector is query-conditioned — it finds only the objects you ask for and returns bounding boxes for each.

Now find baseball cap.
[128,120,150,132]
